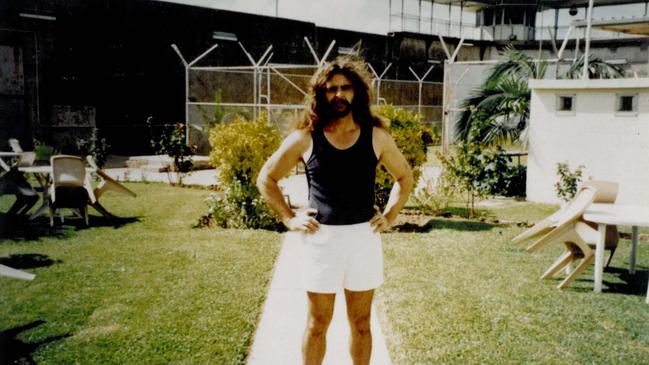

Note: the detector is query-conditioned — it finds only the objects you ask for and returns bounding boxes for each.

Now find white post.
[582,0,595,80]
[442,60,451,153]
[171,44,190,145]
[388,0,391,32]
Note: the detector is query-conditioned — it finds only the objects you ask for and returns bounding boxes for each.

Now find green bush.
[437,143,527,217]
[76,127,110,167]
[204,113,282,229]
[502,164,526,197]
[479,146,526,197]
[147,119,195,173]
[411,169,456,216]
[374,105,428,208]
[200,183,283,230]
[33,140,58,163]
[421,123,440,146]
[554,162,584,202]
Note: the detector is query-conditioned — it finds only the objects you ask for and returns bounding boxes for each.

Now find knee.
[307,313,332,337]
[350,314,371,337]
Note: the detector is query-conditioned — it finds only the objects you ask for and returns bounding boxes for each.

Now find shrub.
[437,143,527,217]
[200,183,283,230]
[33,140,58,163]
[147,118,195,173]
[479,146,526,197]
[75,128,110,167]
[374,105,428,208]
[209,113,281,187]
[554,162,584,202]
[203,113,282,229]
[502,164,526,197]
[411,169,456,216]
[421,123,440,146]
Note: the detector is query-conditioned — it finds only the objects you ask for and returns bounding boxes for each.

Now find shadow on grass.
[87,215,140,229]
[393,218,498,233]
[0,320,70,365]
[0,214,72,241]
[559,267,648,297]
[0,253,61,269]
[442,206,494,219]
[0,213,141,241]
[603,267,649,296]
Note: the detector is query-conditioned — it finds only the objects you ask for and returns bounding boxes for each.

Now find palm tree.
[563,54,625,80]
[455,47,624,146]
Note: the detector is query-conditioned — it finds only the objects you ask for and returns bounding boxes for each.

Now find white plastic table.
[583,203,649,303]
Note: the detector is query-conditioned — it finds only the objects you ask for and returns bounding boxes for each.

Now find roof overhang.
[529,78,649,90]
[572,16,649,36]
[424,0,649,10]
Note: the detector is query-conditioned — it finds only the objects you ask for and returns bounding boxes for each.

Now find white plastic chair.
[8,138,36,167]
[518,184,621,289]
[48,155,94,227]
[514,186,602,288]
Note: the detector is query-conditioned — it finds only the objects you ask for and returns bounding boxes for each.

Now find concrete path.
[247,231,393,365]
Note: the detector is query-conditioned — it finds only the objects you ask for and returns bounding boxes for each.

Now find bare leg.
[303,291,335,365]
[345,289,374,365]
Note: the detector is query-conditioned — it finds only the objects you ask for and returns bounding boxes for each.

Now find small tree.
[147,118,195,184]
[437,142,487,218]
[437,112,527,218]
[554,162,585,202]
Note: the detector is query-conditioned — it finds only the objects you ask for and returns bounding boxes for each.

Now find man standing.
[257,56,413,365]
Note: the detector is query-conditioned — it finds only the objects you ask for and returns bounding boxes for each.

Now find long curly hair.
[295,56,388,130]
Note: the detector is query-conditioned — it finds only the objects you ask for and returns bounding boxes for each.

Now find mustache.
[331,98,351,107]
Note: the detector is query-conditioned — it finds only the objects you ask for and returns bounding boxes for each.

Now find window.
[556,94,576,115]
[616,93,638,115]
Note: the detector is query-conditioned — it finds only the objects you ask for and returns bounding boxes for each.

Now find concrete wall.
[527,79,649,205]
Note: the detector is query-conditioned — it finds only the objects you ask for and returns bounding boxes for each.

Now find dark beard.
[328,98,351,118]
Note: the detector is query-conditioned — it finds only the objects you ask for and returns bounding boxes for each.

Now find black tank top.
[304,123,378,225]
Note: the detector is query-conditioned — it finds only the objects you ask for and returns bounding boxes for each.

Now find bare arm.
[370,127,414,231]
[256,130,319,232]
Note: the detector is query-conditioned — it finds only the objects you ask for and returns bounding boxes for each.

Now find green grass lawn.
[3,184,649,364]
[0,183,282,364]
[377,201,649,364]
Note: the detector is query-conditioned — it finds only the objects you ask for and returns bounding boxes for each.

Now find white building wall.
[527,81,649,205]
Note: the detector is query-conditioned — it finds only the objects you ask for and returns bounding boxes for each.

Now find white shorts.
[300,221,383,293]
